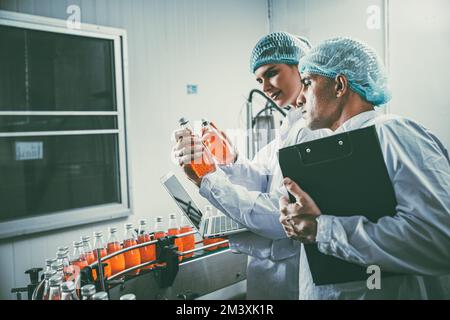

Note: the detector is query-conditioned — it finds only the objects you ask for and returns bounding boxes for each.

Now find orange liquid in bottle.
[168,228,184,262]
[107,242,125,275]
[179,226,195,259]
[217,238,228,248]
[203,238,220,251]
[137,234,155,269]
[72,259,88,270]
[84,251,97,280]
[202,121,235,165]
[93,248,112,279]
[123,239,141,273]
[187,161,215,179]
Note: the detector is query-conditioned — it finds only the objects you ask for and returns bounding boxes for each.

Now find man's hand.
[279,177,321,243]
[172,128,215,187]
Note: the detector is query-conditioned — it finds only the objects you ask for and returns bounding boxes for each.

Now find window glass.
[0,134,121,222]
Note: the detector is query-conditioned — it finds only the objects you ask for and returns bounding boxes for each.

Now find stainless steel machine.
[17,232,247,300]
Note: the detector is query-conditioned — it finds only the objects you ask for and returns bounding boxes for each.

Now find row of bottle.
[42,273,136,300]
[43,215,198,284]
[178,118,237,179]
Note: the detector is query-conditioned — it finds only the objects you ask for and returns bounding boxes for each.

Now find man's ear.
[335,75,348,97]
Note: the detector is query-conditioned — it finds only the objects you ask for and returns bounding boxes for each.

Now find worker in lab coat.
[278,37,450,299]
[172,32,312,299]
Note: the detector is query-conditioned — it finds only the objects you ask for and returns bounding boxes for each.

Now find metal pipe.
[179,239,229,256]
[95,248,106,292]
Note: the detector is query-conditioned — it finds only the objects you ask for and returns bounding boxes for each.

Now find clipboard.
[278,125,398,285]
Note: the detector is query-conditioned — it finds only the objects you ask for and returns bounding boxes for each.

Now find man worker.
[279,37,450,299]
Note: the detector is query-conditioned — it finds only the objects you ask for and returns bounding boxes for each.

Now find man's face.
[297,73,342,130]
[254,63,302,108]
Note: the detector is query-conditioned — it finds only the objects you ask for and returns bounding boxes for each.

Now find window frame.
[0,10,133,239]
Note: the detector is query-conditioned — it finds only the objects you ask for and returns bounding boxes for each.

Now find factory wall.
[0,0,268,299]
[270,0,450,149]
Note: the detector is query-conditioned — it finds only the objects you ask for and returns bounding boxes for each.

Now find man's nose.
[296,90,306,107]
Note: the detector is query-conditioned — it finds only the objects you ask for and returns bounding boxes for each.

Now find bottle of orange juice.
[81,236,96,265]
[123,223,141,274]
[93,231,112,279]
[137,219,155,269]
[168,214,184,262]
[201,119,236,165]
[71,241,88,271]
[179,215,195,259]
[178,117,216,178]
[107,227,125,275]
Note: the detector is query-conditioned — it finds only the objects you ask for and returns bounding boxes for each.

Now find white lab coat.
[199,108,319,299]
[292,111,450,299]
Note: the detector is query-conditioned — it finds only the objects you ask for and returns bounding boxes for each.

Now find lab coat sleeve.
[315,119,450,275]
[199,167,289,240]
[219,140,278,192]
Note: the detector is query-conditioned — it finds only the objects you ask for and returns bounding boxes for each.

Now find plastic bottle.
[123,223,141,274]
[168,214,184,262]
[153,217,167,267]
[42,270,57,300]
[203,205,220,251]
[71,241,88,271]
[107,227,126,275]
[137,219,155,269]
[201,119,236,165]
[48,275,63,300]
[93,231,112,279]
[178,117,215,178]
[81,284,96,300]
[61,281,79,300]
[179,215,195,259]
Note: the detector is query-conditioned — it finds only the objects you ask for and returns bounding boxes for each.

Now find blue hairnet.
[298,37,391,106]
[250,31,311,73]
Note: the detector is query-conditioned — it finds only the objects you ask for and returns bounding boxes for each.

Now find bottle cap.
[94,231,103,237]
[201,118,210,126]
[92,291,109,300]
[81,236,90,242]
[138,219,146,225]
[169,214,176,219]
[120,294,136,300]
[156,216,163,223]
[125,223,133,229]
[179,117,189,126]
[44,270,57,279]
[81,284,96,297]
[45,258,57,266]
[109,227,117,233]
[49,275,63,286]
[51,262,64,270]
[73,241,83,247]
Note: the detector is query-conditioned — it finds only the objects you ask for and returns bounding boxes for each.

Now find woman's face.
[254,63,302,108]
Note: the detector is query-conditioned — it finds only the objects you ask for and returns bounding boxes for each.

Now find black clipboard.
[278,125,398,285]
